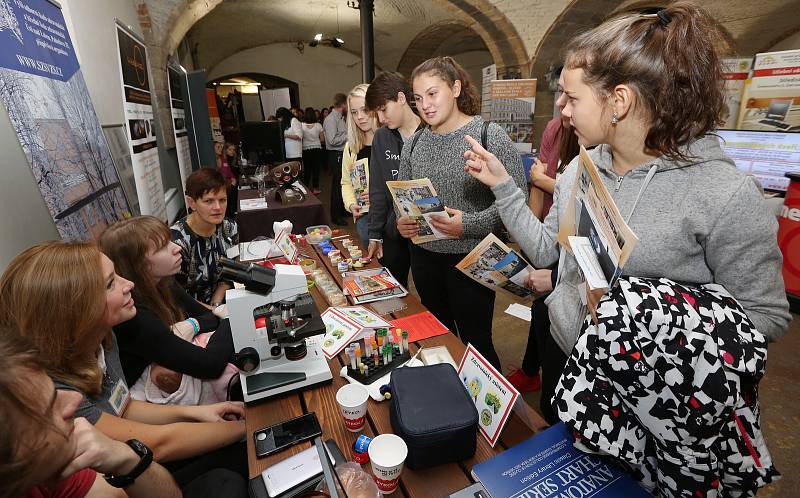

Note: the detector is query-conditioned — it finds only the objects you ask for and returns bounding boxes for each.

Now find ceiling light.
[335,37,344,45]
[314,33,323,41]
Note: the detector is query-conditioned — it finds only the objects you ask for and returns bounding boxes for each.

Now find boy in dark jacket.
[364,72,423,288]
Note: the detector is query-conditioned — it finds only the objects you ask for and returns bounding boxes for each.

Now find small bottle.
[402,330,409,354]
[387,343,393,363]
[348,347,357,370]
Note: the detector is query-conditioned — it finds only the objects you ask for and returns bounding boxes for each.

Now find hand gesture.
[192,401,246,422]
[428,207,463,239]
[463,135,511,188]
[525,269,553,294]
[358,191,369,204]
[396,216,419,239]
[350,204,363,220]
[530,160,547,185]
[367,240,383,260]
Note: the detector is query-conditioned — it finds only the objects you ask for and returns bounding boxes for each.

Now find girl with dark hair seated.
[100,216,235,403]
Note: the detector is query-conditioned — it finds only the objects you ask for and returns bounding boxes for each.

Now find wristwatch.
[104,439,153,488]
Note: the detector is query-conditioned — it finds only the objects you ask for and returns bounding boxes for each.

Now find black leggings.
[164,440,248,488]
[409,244,499,369]
[302,148,323,189]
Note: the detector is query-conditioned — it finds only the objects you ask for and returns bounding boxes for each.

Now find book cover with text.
[471,423,649,498]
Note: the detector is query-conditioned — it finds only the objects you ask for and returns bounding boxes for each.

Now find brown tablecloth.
[236,185,327,242]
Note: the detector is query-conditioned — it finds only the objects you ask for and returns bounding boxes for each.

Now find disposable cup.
[368,434,408,494]
[335,383,369,432]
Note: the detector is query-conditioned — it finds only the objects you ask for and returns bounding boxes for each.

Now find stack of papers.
[239,198,268,211]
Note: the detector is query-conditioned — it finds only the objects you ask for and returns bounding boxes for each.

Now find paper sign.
[320,306,391,360]
[457,344,519,447]
[389,311,450,343]
[274,229,299,263]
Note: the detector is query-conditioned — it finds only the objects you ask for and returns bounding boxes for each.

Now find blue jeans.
[355,215,369,249]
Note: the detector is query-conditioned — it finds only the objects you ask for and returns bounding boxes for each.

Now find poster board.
[721,57,752,129]
[115,23,166,220]
[480,64,496,120]
[167,65,192,192]
[738,49,800,132]
[490,79,536,153]
[0,0,131,240]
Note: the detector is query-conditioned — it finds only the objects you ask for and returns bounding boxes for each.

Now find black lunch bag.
[389,363,478,469]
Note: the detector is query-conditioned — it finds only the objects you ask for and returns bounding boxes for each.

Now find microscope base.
[240,341,332,403]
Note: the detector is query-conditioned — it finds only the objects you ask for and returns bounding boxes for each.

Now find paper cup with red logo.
[368,434,408,494]
[335,383,369,432]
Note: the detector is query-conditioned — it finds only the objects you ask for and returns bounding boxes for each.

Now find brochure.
[386,178,451,244]
[320,306,392,360]
[350,158,369,213]
[342,267,409,304]
[557,146,638,290]
[471,423,649,498]
[342,271,398,298]
[457,344,519,447]
[456,233,537,299]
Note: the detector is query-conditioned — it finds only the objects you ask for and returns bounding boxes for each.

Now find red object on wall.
[777,173,800,298]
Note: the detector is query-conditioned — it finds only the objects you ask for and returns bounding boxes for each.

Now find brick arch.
[397,21,488,76]
[439,0,528,74]
[157,0,528,73]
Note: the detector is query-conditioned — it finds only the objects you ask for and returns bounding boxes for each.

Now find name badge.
[109,379,131,416]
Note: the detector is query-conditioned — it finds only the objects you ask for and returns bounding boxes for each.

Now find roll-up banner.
[115,22,166,219]
[0,0,130,240]
[167,64,192,191]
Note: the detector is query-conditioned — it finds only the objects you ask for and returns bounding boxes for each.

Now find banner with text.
[0,0,130,240]
[490,79,536,153]
[168,65,192,191]
[738,49,800,132]
[115,23,166,219]
[721,57,752,129]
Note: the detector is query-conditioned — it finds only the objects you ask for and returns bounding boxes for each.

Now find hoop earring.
[610,112,619,125]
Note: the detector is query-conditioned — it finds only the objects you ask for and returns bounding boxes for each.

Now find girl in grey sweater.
[464,4,790,495]
[396,57,526,369]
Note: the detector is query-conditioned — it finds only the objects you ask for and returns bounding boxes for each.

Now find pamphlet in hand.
[557,146,638,291]
[456,234,537,299]
[386,178,451,244]
[350,158,369,213]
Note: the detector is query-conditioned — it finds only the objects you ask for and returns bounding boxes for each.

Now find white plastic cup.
[335,383,369,432]
[368,434,408,494]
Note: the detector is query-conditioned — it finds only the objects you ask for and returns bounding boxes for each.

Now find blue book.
[471,423,650,498]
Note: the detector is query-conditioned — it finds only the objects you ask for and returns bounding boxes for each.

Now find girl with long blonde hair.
[340,82,378,247]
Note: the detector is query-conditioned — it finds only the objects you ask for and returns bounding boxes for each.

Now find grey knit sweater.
[397,116,526,254]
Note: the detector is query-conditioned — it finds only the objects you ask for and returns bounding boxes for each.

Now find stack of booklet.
[341,267,408,305]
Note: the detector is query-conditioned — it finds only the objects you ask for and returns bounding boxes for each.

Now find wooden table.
[237,186,327,242]
[244,237,548,497]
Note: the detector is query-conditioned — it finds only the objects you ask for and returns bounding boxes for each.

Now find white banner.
[115,23,166,219]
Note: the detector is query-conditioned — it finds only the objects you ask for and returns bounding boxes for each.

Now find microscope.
[221,259,332,403]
